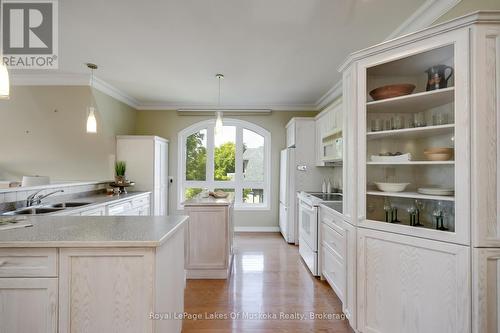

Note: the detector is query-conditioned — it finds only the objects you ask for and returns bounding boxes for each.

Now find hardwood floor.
[183,232,355,333]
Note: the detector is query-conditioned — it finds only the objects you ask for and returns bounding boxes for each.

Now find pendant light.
[0,61,10,99]
[214,74,224,136]
[86,63,98,133]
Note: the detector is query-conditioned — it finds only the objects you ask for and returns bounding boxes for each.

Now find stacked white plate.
[371,153,412,162]
[417,187,454,196]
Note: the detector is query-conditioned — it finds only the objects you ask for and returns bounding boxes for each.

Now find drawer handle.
[0,260,7,267]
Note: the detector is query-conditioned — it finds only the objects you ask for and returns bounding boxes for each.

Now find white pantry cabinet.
[357,228,470,333]
[116,136,168,216]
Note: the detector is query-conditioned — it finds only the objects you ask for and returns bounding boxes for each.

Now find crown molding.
[92,77,140,109]
[10,73,140,108]
[315,81,343,110]
[385,0,462,40]
[136,103,317,112]
[315,0,463,111]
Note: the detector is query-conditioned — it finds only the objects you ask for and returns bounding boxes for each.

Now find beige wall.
[0,86,137,182]
[435,0,500,23]
[134,110,336,228]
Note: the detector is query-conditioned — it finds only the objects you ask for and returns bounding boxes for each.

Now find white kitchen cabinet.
[58,225,185,333]
[0,278,58,333]
[79,206,106,216]
[337,12,500,333]
[107,195,150,216]
[357,227,470,333]
[470,24,500,247]
[184,202,234,279]
[116,136,168,216]
[315,99,343,166]
[319,205,357,330]
[473,248,500,333]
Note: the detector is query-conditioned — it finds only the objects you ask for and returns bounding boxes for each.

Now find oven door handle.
[299,201,315,213]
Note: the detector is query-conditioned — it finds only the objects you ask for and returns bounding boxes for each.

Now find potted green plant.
[115,161,127,185]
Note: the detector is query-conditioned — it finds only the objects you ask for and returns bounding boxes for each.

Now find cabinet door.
[59,248,154,333]
[473,248,500,333]
[185,206,227,269]
[470,25,500,247]
[0,278,58,333]
[357,228,470,333]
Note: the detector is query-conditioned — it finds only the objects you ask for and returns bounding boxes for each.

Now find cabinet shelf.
[367,161,455,165]
[367,190,455,201]
[367,124,454,140]
[367,87,454,113]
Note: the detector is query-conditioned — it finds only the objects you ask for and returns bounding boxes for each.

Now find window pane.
[243,129,264,182]
[186,129,207,181]
[243,188,264,204]
[185,188,202,199]
[214,126,236,181]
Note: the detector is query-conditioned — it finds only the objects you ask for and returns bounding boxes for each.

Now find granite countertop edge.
[0,215,189,248]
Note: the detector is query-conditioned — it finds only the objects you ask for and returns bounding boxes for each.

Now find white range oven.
[297,191,342,276]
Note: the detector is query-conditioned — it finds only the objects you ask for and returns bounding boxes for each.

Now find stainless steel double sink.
[2,202,92,216]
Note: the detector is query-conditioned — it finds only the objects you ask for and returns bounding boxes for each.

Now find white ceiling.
[14,0,427,109]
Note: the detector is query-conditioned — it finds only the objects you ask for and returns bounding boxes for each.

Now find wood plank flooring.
[183,232,355,333]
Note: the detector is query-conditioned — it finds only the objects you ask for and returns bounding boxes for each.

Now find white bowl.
[374,182,410,192]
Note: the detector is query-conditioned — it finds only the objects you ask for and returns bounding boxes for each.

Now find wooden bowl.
[424,148,454,161]
[369,84,416,101]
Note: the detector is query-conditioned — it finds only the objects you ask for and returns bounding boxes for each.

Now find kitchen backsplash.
[0,181,109,206]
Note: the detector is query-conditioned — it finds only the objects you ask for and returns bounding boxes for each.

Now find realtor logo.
[1,0,58,69]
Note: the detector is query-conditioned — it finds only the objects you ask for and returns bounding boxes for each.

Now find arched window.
[178,118,271,210]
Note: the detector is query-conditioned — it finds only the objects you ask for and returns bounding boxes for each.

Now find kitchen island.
[183,196,234,279]
[0,215,188,333]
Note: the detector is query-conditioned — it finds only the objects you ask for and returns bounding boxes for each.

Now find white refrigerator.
[279,148,295,243]
[279,147,323,244]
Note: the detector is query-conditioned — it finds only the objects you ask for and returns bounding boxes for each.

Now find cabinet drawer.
[132,195,149,208]
[80,207,106,216]
[321,222,346,260]
[0,248,57,277]
[322,245,345,302]
[107,201,133,215]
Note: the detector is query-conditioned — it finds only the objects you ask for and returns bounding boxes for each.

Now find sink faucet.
[26,189,64,207]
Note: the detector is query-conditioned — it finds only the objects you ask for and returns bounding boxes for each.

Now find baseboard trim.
[235,227,280,232]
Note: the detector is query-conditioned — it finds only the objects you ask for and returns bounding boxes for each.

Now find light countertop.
[0,215,188,248]
[182,195,234,206]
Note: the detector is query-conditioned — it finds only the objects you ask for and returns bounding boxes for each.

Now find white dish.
[371,153,412,162]
[374,182,410,192]
[417,187,454,196]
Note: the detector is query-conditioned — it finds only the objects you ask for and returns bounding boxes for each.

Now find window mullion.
[207,125,215,184]
[235,126,243,204]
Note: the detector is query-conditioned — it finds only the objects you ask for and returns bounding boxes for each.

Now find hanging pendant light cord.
[218,76,221,106]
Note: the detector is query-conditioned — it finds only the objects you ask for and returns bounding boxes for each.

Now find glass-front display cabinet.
[356,30,470,245]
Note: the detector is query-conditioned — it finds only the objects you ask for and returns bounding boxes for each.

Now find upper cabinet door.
[355,28,470,245]
[470,25,500,247]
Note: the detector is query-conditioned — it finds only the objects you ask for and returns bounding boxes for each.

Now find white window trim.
[177,118,271,211]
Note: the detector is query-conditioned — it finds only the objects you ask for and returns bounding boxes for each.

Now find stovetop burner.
[310,193,343,202]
